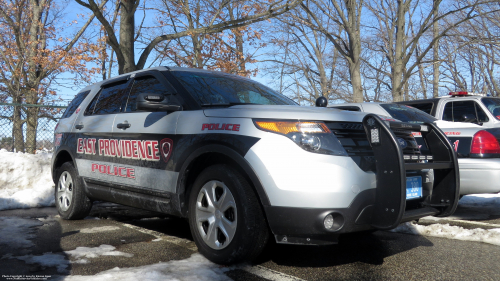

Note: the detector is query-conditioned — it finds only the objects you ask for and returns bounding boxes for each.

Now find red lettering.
[202,124,209,131]
[209,124,216,130]
[118,167,127,177]
[91,163,98,172]
[107,165,115,176]
[126,168,135,179]
[99,139,105,156]
[151,141,160,160]
[87,139,93,154]
[91,139,97,155]
[98,164,106,173]
[77,138,83,153]
[137,140,147,160]
[225,124,232,130]
[104,140,110,156]
[215,123,223,130]
[124,140,133,158]
[131,140,139,159]
[232,124,240,131]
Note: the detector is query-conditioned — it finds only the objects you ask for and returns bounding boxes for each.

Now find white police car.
[52,67,459,264]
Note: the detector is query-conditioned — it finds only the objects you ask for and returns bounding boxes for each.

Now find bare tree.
[76,0,302,74]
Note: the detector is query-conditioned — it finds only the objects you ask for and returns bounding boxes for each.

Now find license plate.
[406,176,422,200]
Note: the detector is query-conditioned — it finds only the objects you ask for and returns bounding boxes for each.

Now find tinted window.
[482,97,500,120]
[380,104,437,123]
[170,71,296,106]
[407,103,433,115]
[125,76,171,112]
[61,90,90,118]
[444,101,488,123]
[86,82,130,115]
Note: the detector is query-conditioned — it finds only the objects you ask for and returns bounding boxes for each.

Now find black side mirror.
[136,93,182,112]
[461,114,477,123]
[316,96,328,107]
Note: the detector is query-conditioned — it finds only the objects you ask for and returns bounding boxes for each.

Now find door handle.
[117,121,131,129]
[75,124,84,130]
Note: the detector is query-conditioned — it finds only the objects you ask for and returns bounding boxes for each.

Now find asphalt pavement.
[0,202,499,281]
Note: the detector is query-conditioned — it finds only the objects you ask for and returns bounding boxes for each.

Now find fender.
[174,144,271,216]
[51,146,77,183]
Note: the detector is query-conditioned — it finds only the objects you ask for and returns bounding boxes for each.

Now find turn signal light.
[471,130,500,154]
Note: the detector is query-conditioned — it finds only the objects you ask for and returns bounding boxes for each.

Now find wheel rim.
[57,171,73,212]
[195,180,237,250]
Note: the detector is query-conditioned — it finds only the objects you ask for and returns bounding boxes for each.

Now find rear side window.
[124,76,171,112]
[61,91,90,118]
[443,101,489,123]
[85,82,130,115]
[407,103,433,115]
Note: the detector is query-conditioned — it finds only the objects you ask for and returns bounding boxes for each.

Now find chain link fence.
[0,103,68,153]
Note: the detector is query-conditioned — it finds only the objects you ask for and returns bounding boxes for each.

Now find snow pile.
[392,221,500,246]
[0,216,43,249]
[459,193,500,208]
[64,253,232,281]
[12,252,69,273]
[66,245,133,264]
[0,149,55,210]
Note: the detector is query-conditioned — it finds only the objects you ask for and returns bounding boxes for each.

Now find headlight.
[253,120,348,156]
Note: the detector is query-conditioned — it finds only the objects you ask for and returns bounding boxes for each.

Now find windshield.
[482,97,500,120]
[170,71,297,106]
[380,104,437,123]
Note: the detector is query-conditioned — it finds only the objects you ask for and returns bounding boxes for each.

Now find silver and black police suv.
[52,66,460,264]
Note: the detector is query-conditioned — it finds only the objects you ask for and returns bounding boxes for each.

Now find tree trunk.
[12,96,25,152]
[391,0,408,102]
[433,0,440,97]
[347,0,363,102]
[120,0,136,73]
[25,106,39,154]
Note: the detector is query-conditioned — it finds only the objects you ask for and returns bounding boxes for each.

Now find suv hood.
[203,105,367,122]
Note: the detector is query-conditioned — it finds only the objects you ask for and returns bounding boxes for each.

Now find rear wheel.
[55,162,92,220]
[188,164,269,264]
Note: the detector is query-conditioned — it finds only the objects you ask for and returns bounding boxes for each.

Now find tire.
[188,164,269,264]
[55,162,92,220]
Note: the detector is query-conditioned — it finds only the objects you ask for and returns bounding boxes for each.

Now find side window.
[124,76,171,112]
[451,101,476,122]
[474,102,489,122]
[61,90,90,118]
[85,82,130,115]
[443,102,453,121]
[409,103,433,115]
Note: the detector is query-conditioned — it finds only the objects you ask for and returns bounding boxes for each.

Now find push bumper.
[265,115,460,245]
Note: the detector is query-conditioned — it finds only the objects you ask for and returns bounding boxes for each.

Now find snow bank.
[64,253,232,281]
[392,221,500,246]
[0,149,55,210]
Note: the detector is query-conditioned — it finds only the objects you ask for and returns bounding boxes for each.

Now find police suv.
[52,67,459,264]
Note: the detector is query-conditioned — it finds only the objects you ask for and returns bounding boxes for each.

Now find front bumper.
[459,158,500,195]
[253,115,460,245]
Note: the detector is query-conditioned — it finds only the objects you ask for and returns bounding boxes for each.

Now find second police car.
[330,102,500,196]
[52,67,460,264]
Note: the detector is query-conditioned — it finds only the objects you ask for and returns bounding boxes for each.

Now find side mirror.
[136,93,182,112]
[461,114,477,123]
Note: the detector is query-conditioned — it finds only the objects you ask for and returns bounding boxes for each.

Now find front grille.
[325,122,421,172]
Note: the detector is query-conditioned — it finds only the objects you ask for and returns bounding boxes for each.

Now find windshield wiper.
[201,102,259,107]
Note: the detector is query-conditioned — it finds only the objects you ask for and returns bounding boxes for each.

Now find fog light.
[371,128,380,143]
[324,214,334,229]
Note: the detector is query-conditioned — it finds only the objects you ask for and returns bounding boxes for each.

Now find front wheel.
[55,162,92,220]
[188,164,269,264]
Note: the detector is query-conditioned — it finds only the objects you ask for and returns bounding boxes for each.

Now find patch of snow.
[392,221,500,246]
[459,193,500,207]
[0,217,43,248]
[152,238,162,242]
[62,253,232,281]
[13,252,69,273]
[65,245,133,263]
[0,150,55,210]
[80,226,121,233]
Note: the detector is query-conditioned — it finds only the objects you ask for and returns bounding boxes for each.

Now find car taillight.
[471,130,500,154]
